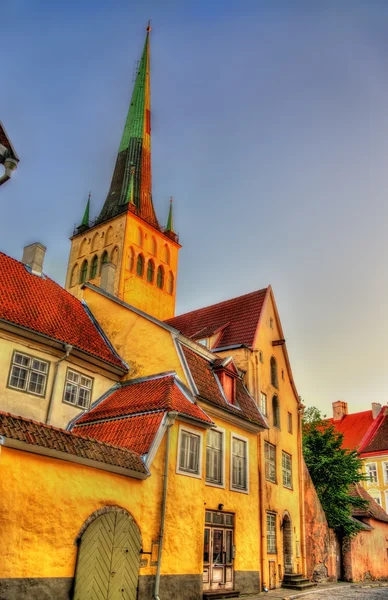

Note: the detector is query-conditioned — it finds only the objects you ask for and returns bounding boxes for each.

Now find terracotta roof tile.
[327,411,374,450]
[180,344,267,428]
[73,413,164,455]
[74,374,212,426]
[0,412,147,474]
[361,413,388,454]
[350,484,388,523]
[166,289,268,349]
[0,252,125,370]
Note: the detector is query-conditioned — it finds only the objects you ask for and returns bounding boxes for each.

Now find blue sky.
[2,0,388,415]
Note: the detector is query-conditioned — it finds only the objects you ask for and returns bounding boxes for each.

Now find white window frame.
[205,427,225,488]
[8,351,50,397]
[63,368,93,409]
[230,433,249,493]
[368,488,381,506]
[176,425,203,479]
[260,392,267,416]
[267,512,277,554]
[366,462,378,486]
[282,451,293,489]
[385,490,388,511]
[383,461,388,485]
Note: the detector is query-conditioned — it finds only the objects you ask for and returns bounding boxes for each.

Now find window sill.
[62,399,89,411]
[283,485,293,490]
[176,468,202,479]
[205,480,225,489]
[230,485,249,494]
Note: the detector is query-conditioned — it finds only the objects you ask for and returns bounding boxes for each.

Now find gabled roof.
[350,484,388,523]
[71,373,213,455]
[0,411,147,476]
[0,252,126,371]
[361,411,388,455]
[327,411,374,451]
[179,343,267,429]
[166,288,268,349]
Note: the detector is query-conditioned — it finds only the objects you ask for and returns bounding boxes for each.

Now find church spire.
[80,193,90,228]
[165,197,175,233]
[97,23,159,228]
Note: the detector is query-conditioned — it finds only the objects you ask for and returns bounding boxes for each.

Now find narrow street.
[281,585,388,600]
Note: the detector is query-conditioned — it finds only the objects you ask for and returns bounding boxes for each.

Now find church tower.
[65,25,180,321]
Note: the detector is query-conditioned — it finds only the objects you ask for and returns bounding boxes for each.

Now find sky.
[2,0,388,416]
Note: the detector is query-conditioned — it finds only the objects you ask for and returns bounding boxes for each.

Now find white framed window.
[230,434,249,492]
[265,441,276,483]
[282,451,292,489]
[177,426,203,478]
[383,462,388,485]
[63,369,93,409]
[368,489,381,506]
[206,428,225,487]
[267,512,277,554]
[260,392,267,416]
[366,462,378,485]
[8,351,49,397]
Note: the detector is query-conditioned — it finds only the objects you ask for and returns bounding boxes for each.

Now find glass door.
[203,511,234,591]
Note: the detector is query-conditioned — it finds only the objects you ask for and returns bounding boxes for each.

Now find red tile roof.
[166,288,268,349]
[73,413,164,455]
[350,484,388,523]
[0,252,125,370]
[74,374,212,426]
[180,344,267,428]
[327,411,374,450]
[0,411,147,475]
[361,412,388,455]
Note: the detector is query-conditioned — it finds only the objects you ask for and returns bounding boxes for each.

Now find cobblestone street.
[281,585,388,600]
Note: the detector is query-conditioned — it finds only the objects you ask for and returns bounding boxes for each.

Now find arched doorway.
[282,513,293,574]
[73,508,141,600]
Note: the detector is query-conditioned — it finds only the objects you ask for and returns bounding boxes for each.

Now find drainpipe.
[258,432,267,590]
[0,157,18,186]
[154,410,178,600]
[46,344,73,425]
[297,404,307,576]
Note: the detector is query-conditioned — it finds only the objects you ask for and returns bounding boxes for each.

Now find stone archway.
[73,507,141,600]
[282,512,293,574]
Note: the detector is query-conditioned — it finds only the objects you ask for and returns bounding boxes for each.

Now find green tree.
[302,406,368,537]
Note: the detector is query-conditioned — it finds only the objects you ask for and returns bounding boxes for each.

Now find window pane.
[213,530,223,563]
[206,430,222,484]
[203,529,210,563]
[179,431,200,473]
[226,530,233,563]
[10,366,28,390]
[78,387,90,409]
[232,438,247,489]
[28,371,45,395]
[31,359,47,373]
[64,382,77,405]
[14,353,30,367]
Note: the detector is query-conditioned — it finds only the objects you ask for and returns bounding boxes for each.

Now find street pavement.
[234,582,388,600]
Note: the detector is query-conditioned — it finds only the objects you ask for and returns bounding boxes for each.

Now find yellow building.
[0,246,127,429]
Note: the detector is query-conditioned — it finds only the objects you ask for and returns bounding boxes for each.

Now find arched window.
[105,226,113,246]
[151,236,157,257]
[136,254,144,277]
[167,271,174,294]
[80,260,88,284]
[78,238,88,258]
[100,250,109,274]
[128,247,135,271]
[111,246,119,266]
[70,264,79,287]
[270,356,278,388]
[91,232,99,252]
[136,227,143,248]
[90,255,98,279]
[272,395,280,429]
[157,265,164,289]
[163,244,170,265]
[147,260,155,283]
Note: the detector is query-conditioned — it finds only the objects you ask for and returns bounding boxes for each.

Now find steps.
[282,573,317,591]
[203,591,240,600]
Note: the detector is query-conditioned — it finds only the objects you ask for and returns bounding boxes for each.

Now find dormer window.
[216,370,237,405]
[197,338,209,348]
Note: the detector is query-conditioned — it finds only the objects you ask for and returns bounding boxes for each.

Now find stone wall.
[343,519,388,582]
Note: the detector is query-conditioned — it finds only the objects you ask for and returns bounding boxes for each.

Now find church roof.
[166,288,268,349]
[71,373,213,455]
[0,252,126,371]
[96,25,159,230]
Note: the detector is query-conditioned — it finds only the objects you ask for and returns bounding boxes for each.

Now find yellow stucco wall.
[0,330,116,428]
[83,286,187,383]
[361,457,388,513]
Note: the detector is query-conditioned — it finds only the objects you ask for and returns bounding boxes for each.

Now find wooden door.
[74,511,141,600]
[269,561,277,590]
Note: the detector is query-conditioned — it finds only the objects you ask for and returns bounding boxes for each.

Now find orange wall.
[343,520,388,581]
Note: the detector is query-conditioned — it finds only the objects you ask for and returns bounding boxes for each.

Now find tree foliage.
[302,406,368,537]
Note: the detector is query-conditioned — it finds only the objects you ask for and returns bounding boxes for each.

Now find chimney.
[100,262,116,295]
[371,402,382,420]
[22,242,46,276]
[332,400,348,421]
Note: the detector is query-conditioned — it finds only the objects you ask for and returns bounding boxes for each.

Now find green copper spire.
[81,193,91,226]
[97,23,159,229]
[165,197,175,233]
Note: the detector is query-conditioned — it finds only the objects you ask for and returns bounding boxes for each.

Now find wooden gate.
[74,511,141,600]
